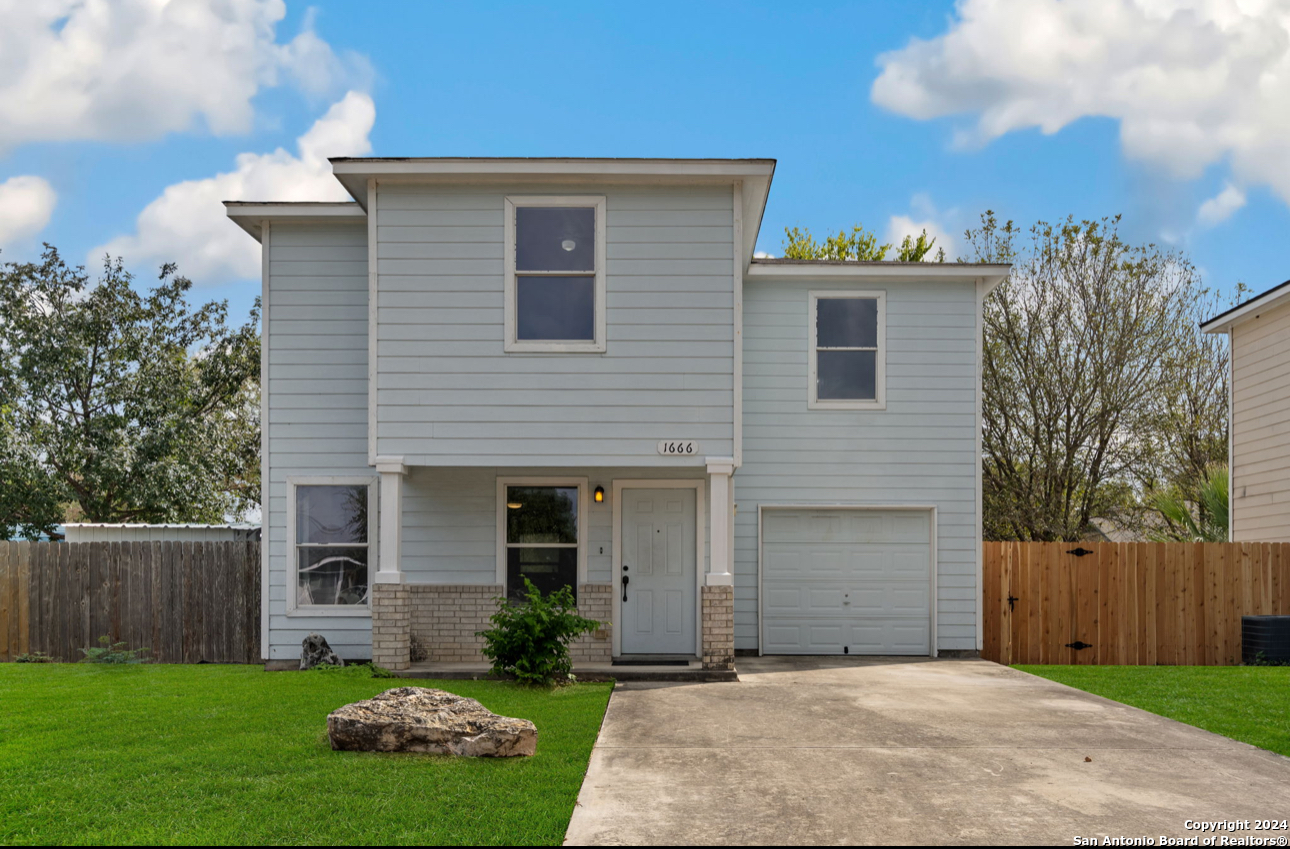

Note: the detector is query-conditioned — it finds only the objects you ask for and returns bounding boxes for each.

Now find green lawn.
[0,664,612,846]
[1018,665,1290,757]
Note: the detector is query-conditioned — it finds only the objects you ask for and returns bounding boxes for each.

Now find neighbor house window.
[809,291,886,409]
[292,482,371,608]
[498,480,586,603]
[504,196,606,352]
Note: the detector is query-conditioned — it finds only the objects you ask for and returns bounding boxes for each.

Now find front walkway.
[565,657,1290,845]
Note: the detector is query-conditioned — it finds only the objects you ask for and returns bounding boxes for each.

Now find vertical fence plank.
[0,542,11,662]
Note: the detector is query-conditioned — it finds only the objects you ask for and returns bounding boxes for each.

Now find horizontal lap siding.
[374,184,735,466]
[401,466,708,585]
[1231,300,1290,542]
[266,223,373,660]
[736,278,981,652]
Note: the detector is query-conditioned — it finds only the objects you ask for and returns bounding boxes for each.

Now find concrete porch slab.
[395,660,738,683]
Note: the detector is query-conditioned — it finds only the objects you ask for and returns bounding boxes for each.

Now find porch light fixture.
[593,486,604,503]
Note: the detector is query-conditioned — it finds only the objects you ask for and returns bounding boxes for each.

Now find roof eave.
[223,201,367,242]
[1200,280,1290,333]
[747,261,1011,289]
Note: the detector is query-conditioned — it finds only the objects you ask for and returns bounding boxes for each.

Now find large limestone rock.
[300,633,345,670]
[327,687,538,757]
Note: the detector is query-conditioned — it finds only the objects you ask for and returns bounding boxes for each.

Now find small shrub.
[15,651,54,663]
[1246,651,1290,667]
[79,635,150,664]
[477,578,602,686]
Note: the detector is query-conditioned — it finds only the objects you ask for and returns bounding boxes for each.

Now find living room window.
[809,291,886,409]
[497,478,587,603]
[504,196,606,352]
[290,480,373,610]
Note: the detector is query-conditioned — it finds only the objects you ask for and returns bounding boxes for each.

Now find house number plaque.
[657,440,699,456]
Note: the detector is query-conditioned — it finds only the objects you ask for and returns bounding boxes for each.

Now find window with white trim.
[504,196,606,352]
[501,483,583,603]
[293,482,371,607]
[809,291,886,409]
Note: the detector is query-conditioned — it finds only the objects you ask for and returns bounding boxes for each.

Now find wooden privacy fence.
[983,541,1290,666]
[0,541,260,663]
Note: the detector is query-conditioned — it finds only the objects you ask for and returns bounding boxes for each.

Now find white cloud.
[0,0,369,150]
[872,0,1290,205]
[1196,182,1247,227]
[93,91,374,282]
[886,193,957,260]
[0,175,57,245]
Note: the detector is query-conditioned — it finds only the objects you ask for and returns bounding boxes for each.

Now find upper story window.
[809,291,886,410]
[504,196,607,353]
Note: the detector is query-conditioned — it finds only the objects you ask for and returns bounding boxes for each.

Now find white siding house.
[226,158,1007,669]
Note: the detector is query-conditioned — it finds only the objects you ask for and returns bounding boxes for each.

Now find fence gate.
[984,541,1290,666]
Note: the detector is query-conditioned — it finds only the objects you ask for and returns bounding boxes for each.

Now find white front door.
[620,488,697,655]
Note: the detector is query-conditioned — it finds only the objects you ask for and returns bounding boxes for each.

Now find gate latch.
[1007,594,1019,611]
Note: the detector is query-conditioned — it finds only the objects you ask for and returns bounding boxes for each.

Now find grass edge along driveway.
[0,664,612,846]
[1018,664,1290,758]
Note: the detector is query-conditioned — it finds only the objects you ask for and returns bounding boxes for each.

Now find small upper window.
[810,291,885,409]
[505,197,606,352]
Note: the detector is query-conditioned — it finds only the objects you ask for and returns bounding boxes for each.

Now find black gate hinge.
[1066,547,1095,557]
[1065,640,1092,650]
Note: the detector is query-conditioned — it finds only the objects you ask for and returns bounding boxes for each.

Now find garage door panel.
[764,618,930,655]
[762,508,932,655]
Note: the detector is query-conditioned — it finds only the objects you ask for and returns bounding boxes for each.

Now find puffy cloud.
[871,0,1290,204]
[886,194,957,260]
[1195,182,1247,226]
[0,0,370,150]
[93,91,374,282]
[0,175,57,246]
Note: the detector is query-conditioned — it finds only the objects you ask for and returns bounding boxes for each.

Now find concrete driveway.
[565,657,1290,845]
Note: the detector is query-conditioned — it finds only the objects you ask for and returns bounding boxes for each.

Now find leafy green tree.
[967,213,1226,541]
[0,246,259,540]
[782,224,943,262]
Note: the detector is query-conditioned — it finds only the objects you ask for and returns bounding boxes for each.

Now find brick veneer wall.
[701,585,735,670]
[371,583,411,670]
[409,584,500,663]
[570,583,612,664]
[407,582,614,665]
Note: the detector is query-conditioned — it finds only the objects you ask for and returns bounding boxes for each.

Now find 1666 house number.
[657,440,699,456]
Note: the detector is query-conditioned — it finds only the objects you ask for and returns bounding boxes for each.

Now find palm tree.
[1149,465,1228,542]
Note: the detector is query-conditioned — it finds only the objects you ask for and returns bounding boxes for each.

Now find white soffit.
[748,260,1011,291]
[223,202,367,242]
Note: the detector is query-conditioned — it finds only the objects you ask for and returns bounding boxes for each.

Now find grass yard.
[1018,665,1290,757]
[0,664,612,846]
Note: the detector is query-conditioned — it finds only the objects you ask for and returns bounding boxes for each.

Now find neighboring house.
[1202,280,1290,542]
[61,523,261,543]
[225,157,1008,670]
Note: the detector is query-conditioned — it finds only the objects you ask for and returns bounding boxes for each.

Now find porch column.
[703,458,736,670]
[372,456,410,670]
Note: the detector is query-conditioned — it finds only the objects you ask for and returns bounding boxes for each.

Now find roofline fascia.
[223,202,366,242]
[748,262,1010,290]
[1200,281,1290,333]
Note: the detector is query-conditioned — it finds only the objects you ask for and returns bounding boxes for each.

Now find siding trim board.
[260,220,271,660]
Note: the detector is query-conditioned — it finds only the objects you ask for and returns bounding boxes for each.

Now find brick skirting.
[371,583,411,670]
[406,583,613,665]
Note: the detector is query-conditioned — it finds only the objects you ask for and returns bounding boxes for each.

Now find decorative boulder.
[300,633,345,670]
[327,687,537,757]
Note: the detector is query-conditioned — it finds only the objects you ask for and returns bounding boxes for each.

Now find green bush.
[15,651,54,663]
[79,636,150,664]
[309,662,395,678]
[477,578,602,685]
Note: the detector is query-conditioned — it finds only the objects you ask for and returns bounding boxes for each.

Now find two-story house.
[226,158,1008,671]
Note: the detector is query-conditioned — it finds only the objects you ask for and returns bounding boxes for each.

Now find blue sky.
[3,0,1286,325]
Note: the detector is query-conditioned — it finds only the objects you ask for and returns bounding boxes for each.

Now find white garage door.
[761,508,932,655]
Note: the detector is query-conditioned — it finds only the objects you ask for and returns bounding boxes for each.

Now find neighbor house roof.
[1200,279,1290,333]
